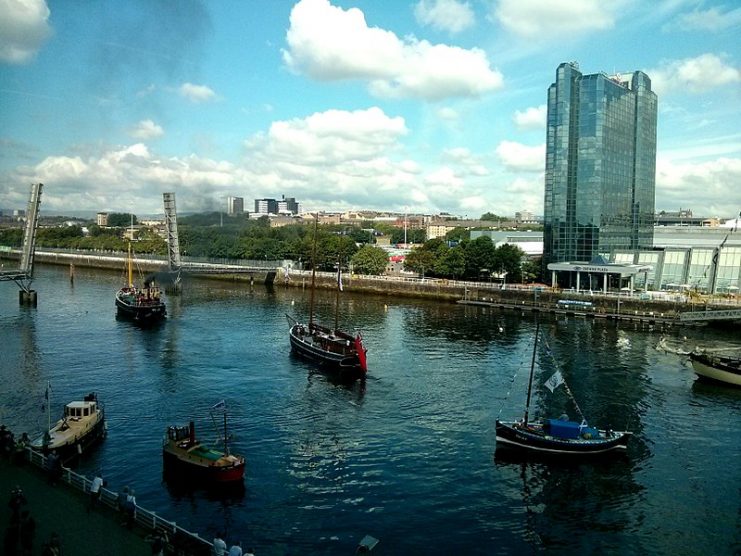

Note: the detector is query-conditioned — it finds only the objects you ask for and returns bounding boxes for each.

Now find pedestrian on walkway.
[228,540,243,556]
[46,451,61,485]
[19,510,36,556]
[213,532,227,556]
[124,489,136,529]
[8,486,27,522]
[40,532,61,556]
[145,530,169,556]
[87,473,104,513]
[117,486,129,513]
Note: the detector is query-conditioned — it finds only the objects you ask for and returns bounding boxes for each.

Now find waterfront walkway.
[1,451,213,555]
[1,457,150,555]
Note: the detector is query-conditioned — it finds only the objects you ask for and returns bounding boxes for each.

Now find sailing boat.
[287,216,368,378]
[162,400,245,484]
[115,220,166,323]
[495,321,631,455]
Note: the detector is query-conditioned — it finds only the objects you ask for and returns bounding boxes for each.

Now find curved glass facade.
[544,63,657,273]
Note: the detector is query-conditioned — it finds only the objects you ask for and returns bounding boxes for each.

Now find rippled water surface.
[1,265,740,555]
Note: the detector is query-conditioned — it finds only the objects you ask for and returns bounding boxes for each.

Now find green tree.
[435,246,466,278]
[444,228,469,243]
[493,243,526,283]
[351,245,389,275]
[521,256,541,283]
[480,212,505,222]
[463,236,496,279]
[403,238,447,276]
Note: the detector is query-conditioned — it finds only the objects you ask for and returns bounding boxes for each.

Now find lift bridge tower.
[0,183,43,304]
[163,192,182,293]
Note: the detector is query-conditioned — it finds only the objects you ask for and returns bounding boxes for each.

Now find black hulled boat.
[287,216,367,379]
[495,321,632,456]
[115,242,166,323]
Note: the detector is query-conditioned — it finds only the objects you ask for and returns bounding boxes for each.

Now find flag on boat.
[337,266,343,292]
[212,400,226,410]
[544,370,565,393]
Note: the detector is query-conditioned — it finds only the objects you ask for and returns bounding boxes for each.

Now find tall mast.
[308,214,318,329]
[523,320,540,426]
[223,408,228,455]
[334,259,341,332]
[47,381,51,436]
[128,214,134,288]
[127,242,133,288]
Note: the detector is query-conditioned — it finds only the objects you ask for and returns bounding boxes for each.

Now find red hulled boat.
[163,403,244,484]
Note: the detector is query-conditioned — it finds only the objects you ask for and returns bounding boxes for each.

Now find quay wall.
[3,250,737,321]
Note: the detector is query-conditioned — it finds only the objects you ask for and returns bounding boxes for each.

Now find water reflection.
[494,449,645,553]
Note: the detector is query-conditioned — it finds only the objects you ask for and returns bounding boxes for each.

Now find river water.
[1,264,739,555]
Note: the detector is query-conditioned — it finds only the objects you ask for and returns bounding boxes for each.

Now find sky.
[0,0,739,219]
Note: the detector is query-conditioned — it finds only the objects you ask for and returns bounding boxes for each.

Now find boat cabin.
[64,400,97,419]
[545,419,601,440]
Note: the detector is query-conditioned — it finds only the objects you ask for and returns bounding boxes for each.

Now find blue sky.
[1,0,739,218]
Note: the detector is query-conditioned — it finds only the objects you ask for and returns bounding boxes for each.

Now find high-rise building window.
[543,63,657,272]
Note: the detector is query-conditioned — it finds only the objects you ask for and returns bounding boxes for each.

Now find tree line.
[0,211,539,281]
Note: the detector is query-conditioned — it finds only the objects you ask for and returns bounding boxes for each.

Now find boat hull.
[33,413,107,464]
[289,323,366,378]
[116,294,166,322]
[162,444,245,484]
[689,353,741,387]
[495,420,631,455]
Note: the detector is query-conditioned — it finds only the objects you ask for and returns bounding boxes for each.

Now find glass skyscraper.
[543,62,657,269]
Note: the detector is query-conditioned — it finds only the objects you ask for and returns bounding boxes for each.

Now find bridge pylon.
[0,183,43,304]
[163,192,182,293]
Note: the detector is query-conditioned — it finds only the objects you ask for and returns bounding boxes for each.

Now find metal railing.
[25,448,213,554]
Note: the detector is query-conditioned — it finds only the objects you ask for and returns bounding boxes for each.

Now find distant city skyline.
[1,1,739,218]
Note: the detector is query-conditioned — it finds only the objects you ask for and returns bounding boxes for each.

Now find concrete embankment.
[2,250,734,325]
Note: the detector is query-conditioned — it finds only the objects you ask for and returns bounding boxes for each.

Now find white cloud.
[130,119,164,140]
[494,0,619,39]
[436,107,459,122]
[668,6,741,32]
[513,104,546,130]
[11,143,243,213]
[248,107,408,166]
[656,156,741,216]
[179,82,217,103]
[0,0,52,63]
[649,53,741,96]
[414,0,475,34]
[495,140,545,172]
[283,0,502,101]
[442,147,489,176]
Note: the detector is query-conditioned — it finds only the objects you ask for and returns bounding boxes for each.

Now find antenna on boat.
[334,257,341,333]
[308,214,318,330]
[523,319,540,427]
[127,214,134,288]
[46,381,51,439]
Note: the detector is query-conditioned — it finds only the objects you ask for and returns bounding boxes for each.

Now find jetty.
[1,448,213,555]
